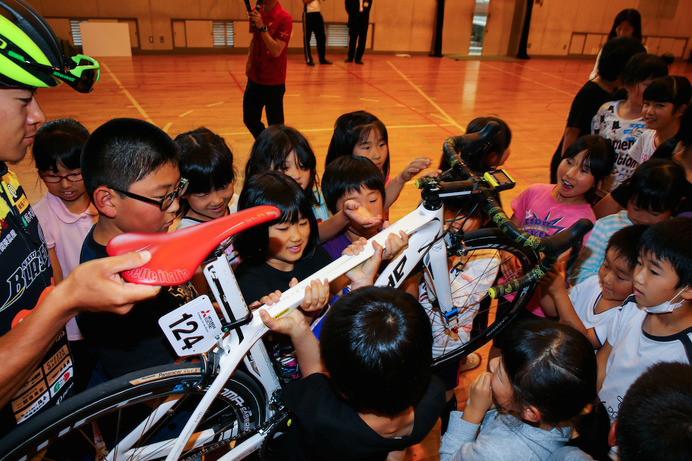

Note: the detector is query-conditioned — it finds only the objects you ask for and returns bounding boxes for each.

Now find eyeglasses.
[112,178,189,211]
[40,172,83,183]
[0,34,100,93]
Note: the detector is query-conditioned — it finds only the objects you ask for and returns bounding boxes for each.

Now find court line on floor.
[481,62,575,97]
[101,62,152,123]
[385,61,534,186]
[338,63,460,137]
[386,60,464,133]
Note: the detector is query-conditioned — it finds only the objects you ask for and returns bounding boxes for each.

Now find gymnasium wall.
[31,0,692,59]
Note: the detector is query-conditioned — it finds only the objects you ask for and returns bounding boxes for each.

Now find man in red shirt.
[244,0,293,139]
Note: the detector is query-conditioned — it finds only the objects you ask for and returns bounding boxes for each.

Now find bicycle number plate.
[159,295,223,357]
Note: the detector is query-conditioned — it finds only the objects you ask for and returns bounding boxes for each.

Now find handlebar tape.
[541,218,593,256]
[443,121,501,175]
[487,218,593,299]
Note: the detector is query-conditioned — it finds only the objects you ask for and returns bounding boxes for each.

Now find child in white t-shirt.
[541,224,647,348]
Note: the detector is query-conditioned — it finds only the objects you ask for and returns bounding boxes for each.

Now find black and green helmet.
[0,0,99,92]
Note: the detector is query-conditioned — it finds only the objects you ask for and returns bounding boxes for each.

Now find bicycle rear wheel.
[0,362,267,460]
[430,228,538,369]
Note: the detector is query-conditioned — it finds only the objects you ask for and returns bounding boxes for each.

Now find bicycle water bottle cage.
[221,311,254,333]
[107,205,280,285]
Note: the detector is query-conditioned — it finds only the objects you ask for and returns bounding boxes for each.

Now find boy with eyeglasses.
[77,118,197,387]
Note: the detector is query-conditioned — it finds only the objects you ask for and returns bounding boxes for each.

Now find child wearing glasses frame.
[32,119,98,392]
[33,119,96,284]
[76,118,197,387]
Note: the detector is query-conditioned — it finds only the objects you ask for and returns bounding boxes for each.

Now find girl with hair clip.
[326,110,433,212]
[511,135,615,317]
[175,127,237,228]
[245,124,381,242]
[174,127,237,292]
[440,319,598,461]
[590,9,643,80]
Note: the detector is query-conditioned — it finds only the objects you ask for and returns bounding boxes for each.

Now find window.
[213,22,234,47]
[326,24,348,47]
[70,19,86,46]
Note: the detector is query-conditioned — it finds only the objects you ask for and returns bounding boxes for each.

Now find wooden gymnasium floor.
[13,52,692,460]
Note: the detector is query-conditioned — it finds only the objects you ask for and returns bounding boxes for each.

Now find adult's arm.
[561,126,581,156]
[248,10,287,58]
[0,251,160,408]
[593,193,623,219]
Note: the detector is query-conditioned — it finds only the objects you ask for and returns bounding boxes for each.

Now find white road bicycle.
[0,123,592,460]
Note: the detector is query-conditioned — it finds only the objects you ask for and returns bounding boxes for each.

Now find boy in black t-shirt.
[260,284,445,460]
[77,118,197,385]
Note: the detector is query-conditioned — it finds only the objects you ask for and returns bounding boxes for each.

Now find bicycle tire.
[0,362,267,460]
[430,228,538,369]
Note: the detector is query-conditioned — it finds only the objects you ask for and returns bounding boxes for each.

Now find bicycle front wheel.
[430,228,539,369]
[0,363,266,460]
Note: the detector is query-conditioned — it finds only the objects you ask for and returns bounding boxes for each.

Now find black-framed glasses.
[40,172,83,183]
[112,178,189,211]
[0,34,100,93]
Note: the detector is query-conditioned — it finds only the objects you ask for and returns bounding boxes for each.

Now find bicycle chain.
[177,407,290,461]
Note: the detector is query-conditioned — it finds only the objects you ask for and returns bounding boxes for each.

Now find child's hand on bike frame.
[343,231,408,289]
[258,306,310,338]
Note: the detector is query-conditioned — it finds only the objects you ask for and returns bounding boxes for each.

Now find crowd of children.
[24,48,692,461]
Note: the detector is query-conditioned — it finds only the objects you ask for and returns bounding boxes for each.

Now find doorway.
[469,0,489,55]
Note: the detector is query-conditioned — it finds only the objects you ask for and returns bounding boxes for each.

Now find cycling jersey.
[0,162,73,433]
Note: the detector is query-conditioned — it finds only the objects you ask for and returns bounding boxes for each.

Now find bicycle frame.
[160,197,455,460]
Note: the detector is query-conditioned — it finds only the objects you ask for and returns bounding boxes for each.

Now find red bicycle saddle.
[107,205,280,285]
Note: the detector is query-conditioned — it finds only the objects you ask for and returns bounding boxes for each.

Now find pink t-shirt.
[33,193,97,341]
[511,183,595,316]
[34,193,98,276]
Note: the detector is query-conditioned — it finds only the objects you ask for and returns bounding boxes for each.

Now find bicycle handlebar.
[437,126,593,299]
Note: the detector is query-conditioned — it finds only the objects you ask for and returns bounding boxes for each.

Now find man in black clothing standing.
[345,0,371,64]
[303,0,331,66]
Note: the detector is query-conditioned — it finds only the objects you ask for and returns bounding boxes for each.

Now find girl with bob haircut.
[233,170,331,307]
